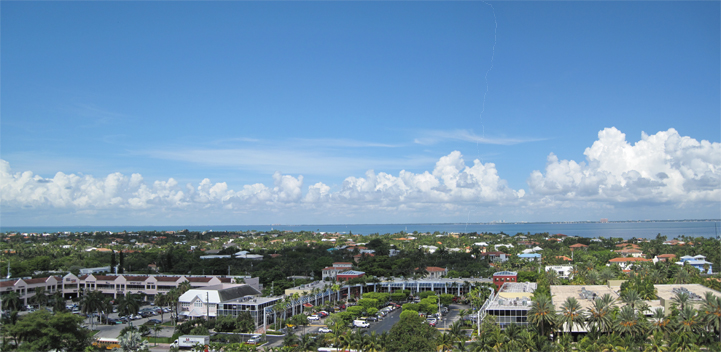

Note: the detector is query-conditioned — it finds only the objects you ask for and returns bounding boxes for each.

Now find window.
[194,300,203,308]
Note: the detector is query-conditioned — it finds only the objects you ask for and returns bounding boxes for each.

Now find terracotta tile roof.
[658,254,677,258]
[0,280,18,287]
[155,276,181,282]
[124,276,149,282]
[94,275,118,281]
[425,266,447,272]
[78,275,89,280]
[186,277,212,282]
[219,278,232,283]
[556,256,572,261]
[24,277,50,284]
[569,243,588,248]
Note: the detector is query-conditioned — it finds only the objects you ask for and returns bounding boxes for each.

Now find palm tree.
[81,290,103,329]
[643,332,668,352]
[585,270,599,285]
[672,291,691,311]
[166,288,181,325]
[436,332,455,352]
[2,291,22,312]
[528,294,557,337]
[560,297,585,337]
[298,333,315,351]
[282,333,299,349]
[364,331,382,352]
[614,305,643,338]
[545,270,561,286]
[599,268,616,283]
[650,308,671,334]
[51,290,66,313]
[154,293,168,322]
[331,283,341,303]
[448,320,464,341]
[459,308,469,326]
[587,294,615,335]
[700,291,721,342]
[117,292,141,318]
[674,268,691,284]
[31,287,48,308]
[620,289,642,311]
[177,280,192,296]
[675,306,700,334]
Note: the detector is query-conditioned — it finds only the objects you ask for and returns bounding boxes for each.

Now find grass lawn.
[144,336,174,344]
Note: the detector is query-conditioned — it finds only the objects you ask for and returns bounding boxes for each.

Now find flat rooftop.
[655,284,721,304]
[223,295,281,305]
[500,282,537,293]
[550,285,620,312]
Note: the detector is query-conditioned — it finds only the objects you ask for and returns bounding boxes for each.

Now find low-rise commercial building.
[492,271,517,290]
[482,282,536,329]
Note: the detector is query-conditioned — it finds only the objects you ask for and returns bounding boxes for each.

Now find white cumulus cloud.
[527,127,721,204]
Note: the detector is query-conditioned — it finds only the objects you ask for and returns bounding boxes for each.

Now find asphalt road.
[367,308,401,334]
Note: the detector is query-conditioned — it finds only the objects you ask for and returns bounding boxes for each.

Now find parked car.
[247,335,262,345]
[318,327,332,333]
[308,315,320,321]
[148,319,162,325]
[366,316,378,322]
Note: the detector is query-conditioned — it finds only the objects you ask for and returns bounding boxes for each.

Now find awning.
[303,303,313,308]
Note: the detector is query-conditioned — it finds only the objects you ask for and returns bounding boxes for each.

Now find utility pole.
[206,292,210,320]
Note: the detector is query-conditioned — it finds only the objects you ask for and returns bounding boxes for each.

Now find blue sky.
[1,1,719,226]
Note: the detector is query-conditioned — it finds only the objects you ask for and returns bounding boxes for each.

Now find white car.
[318,327,332,333]
[307,315,320,321]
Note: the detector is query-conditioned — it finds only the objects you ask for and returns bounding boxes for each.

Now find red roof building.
[492,271,517,291]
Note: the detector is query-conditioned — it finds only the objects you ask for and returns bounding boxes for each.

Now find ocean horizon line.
[2,218,720,230]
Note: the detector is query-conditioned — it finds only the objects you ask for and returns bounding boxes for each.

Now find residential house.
[607,257,652,270]
[676,255,713,274]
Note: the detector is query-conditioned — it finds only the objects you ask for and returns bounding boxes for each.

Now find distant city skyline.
[1,2,719,226]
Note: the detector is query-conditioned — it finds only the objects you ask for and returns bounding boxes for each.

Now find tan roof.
[569,243,588,248]
[616,249,642,253]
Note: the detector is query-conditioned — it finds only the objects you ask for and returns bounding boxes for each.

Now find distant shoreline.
[3,218,719,229]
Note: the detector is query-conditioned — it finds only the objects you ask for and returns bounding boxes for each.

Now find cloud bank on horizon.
[2,127,719,224]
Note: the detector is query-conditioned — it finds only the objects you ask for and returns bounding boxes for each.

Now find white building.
[178,284,262,319]
[545,265,574,279]
[322,262,353,280]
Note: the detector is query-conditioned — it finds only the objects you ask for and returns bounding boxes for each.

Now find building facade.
[492,271,517,290]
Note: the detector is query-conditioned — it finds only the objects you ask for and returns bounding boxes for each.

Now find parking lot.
[71,304,176,339]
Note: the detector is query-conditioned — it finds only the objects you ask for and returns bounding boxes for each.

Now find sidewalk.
[149,343,171,352]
